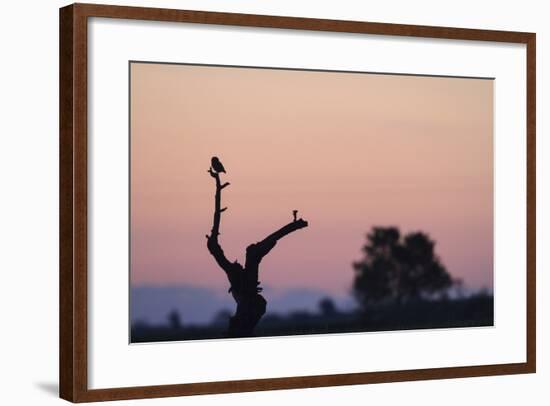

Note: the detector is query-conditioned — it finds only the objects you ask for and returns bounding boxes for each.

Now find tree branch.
[259,218,309,247]
[244,218,308,289]
[206,168,241,283]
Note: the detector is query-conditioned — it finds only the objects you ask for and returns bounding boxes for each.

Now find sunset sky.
[130,62,493,297]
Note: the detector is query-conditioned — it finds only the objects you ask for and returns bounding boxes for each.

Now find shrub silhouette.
[353,227,453,308]
[167,309,182,329]
[319,297,337,316]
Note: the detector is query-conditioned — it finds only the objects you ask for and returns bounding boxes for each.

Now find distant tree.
[167,309,182,329]
[319,297,337,316]
[353,227,454,308]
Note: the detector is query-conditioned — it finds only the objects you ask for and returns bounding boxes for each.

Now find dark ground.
[131,295,493,343]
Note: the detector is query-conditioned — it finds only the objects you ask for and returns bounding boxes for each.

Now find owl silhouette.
[211,156,226,173]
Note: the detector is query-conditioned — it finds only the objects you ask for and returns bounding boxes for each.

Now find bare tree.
[206,160,308,337]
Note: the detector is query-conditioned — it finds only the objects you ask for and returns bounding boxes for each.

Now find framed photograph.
[59,3,536,402]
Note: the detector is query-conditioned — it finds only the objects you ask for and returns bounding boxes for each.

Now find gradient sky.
[130,62,493,296]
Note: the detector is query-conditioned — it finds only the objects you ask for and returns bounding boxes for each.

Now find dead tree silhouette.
[206,158,308,337]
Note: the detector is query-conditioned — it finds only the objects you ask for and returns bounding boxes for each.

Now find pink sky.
[130,62,493,295]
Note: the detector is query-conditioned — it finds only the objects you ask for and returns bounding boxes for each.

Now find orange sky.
[130,62,493,294]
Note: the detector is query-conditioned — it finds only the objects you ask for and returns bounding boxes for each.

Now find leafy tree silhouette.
[353,227,453,308]
[205,157,308,337]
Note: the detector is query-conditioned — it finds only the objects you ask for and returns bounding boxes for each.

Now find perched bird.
[211,156,226,173]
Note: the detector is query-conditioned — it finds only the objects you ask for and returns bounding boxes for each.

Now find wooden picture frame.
[59,3,536,402]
